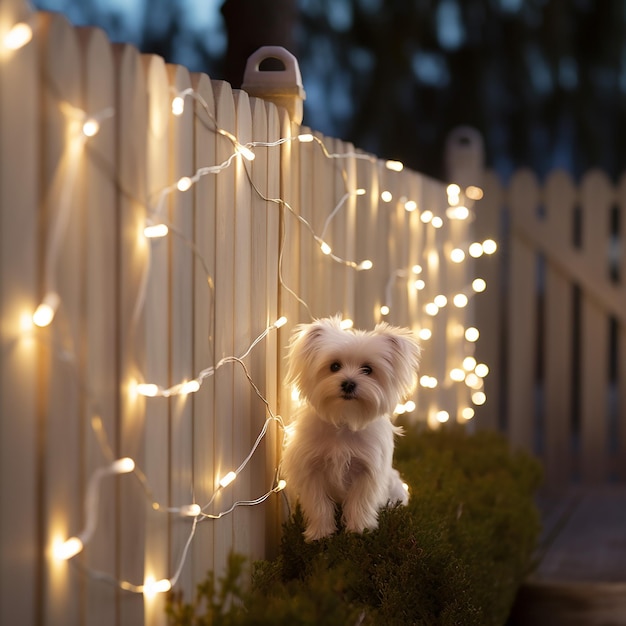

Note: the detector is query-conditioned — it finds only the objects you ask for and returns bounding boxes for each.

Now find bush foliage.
[167,427,542,625]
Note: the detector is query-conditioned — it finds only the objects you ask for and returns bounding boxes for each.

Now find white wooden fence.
[0,4,484,625]
[473,168,626,487]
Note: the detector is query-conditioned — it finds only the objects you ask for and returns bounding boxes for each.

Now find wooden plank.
[167,62,196,601]
[37,14,83,625]
[507,169,540,451]
[543,170,576,486]
[114,42,148,625]
[617,172,626,482]
[78,24,118,625]
[579,170,612,483]
[210,79,236,577]
[190,70,217,584]
[0,4,40,625]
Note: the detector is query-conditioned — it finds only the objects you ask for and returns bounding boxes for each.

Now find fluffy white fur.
[281,316,421,541]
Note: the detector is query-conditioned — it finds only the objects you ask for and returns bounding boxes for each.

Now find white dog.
[281,316,421,541]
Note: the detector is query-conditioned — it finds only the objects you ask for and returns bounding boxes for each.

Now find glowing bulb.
[414,279,425,290]
[144,223,169,238]
[466,186,484,200]
[472,278,487,293]
[82,118,100,137]
[177,176,192,192]
[380,305,390,316]
[465,373,481,389]
[431,216,443,228]
[136,383,160,397]
[404,400,416,412]
[412,264,423,274]
[298,133,314,142]
[143,578,172,597]
[385,160,404,172]
[358,259,373,270]
[171,96,185,116]
[340,318,354,330]
[236,144,255,161]
[472,391,486,406]
[468,242,484,258]
[380,190,393,203]
[395,403,407,415]
[420,375,437,388]
[219,471,237,488]
[180,504,201,517]
[274,316,288,328]
[355,188,366,196]
[450,368,466,382]
[450,248,465,263]
[453,294,468,308]
[465,327,480,342]
[446,183,461,196]
[463,356,477,371]
[54,537,83,561]
[447,205,470,220]
[425,302,439,316]
[3,22,33,50]
[461,407,475,420]
[276,479,287,491]
[404,200,417,212]
[180,380,200,394]
[320,241,332,255]
[475,363,489,378]
[418,328,432,341]
[436,410,450,423]
[434,294,447,308]
[291,388,300,403]
[111,457,135,474]
[33,292,60,327]
[420,210,433,224]
[482,239,497,254]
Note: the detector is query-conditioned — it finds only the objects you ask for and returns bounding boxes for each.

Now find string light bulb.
[33,292,60,327]
[404,200,417,212]
[144,223,169,238]
[3,21,33,50]
[450,248,465,263]
[143,577,172,597]
[418,328,432,341]
[436,410,450,423]
[171,96,185,116]
[461,407,475,420]
[379,305,390,316]
[380,190,393,203]
[81,118,101,137]
[53,537,84,561]
[385,160,404,172]
[472,278,487,292]
[219,471,237,488]
[453,293,468,308]
[465,327,480,342]
[482,239,497,254]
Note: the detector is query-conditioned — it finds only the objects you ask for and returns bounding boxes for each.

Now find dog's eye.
[330,361,342,372]
[361,365,373,375]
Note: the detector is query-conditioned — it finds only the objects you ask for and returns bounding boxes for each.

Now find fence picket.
[618,173,626,481]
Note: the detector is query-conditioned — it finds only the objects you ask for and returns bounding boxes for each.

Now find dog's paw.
[343,509,379,534]
[303,520,336,542]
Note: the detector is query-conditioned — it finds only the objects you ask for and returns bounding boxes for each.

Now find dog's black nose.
[341,380,356,394]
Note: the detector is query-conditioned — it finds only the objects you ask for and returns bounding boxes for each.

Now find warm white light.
[298,133,314,142]
[394,403,407,415]
[3,22,33,51]
[465,327,480,342]
[402,482,409,492]
[472,391,486,405]
[446,183,461,196]
[468,242,484,258]
[320,241,332,255]
[436,410,450,423]
[450,248,465,263]
[418,328,432,341]
[420,210,433,223]
[404,400,416,413]
[385,160,404,172]
[424,302,439,316]
[82,118,100,137]
[380,190,393,203]
[414,279,425,290]
[219,471,237,488]
[180,504,201,517]
[54,537,83,561]
[180,380,200,394]
[404,200,417,212]
[177,176,192,192]
[472,278,487,293]
[475,363,489,378]
[447,205,470,220]
[236,144,256,161]
[463,356,477,371]
[450,368,466,382]
[412,264,423,274]
[143,578,172,597]
[274,316,288,328]
[461,407,475,420]
[453,294,468,308]
[420,375,437,388]
[355,188,367,196]
[144,223,169,238]
[33,292,60,327]
[482,239,497,254]
[434,294,447,307]
[431,216,443,228]
[136,383,160,397]
[466,185,484,200]
[171,96,185,116]
[340,318,354,330]
[465,373,481,389]
[111,457,135,474]
[357,259,373,270]
[276,479,287,491]
[380,305,390,316]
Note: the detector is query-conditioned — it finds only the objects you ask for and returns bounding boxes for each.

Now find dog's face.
[287,317,421,430]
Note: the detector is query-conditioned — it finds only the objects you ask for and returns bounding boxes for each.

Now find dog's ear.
[373,323,422,395]
[286,320,327,387]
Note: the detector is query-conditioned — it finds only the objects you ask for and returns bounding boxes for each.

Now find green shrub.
[167,427,542,625]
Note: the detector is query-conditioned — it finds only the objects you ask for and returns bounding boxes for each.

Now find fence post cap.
[241,46,306,124]
[445,126,484,189]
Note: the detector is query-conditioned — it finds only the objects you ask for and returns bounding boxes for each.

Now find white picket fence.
[0,5,484,625]
[473,168,626,487]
